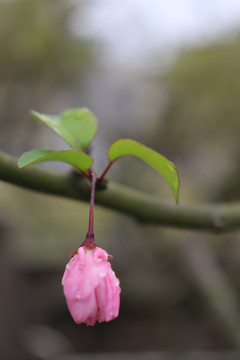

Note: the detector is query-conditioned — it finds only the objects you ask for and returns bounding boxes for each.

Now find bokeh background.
[1,1,240,359]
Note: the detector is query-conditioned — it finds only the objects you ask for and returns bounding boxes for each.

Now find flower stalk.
[81,173,97,249]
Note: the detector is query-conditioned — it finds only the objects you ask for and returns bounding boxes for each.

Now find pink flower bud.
[62,246,121,326]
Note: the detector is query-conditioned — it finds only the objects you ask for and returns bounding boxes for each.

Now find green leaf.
[18,149,93,171]
[31,108,98,151]
[108,139,180,203]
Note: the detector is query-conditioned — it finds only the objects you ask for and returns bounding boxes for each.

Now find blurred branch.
[180,235,240,347]
[1,150,240,232]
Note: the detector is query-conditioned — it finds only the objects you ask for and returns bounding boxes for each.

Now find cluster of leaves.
[18,109,180,203]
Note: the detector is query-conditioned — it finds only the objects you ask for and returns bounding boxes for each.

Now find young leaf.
[18,149,93,171]
[31,108,98,152]
[108,139,180,203]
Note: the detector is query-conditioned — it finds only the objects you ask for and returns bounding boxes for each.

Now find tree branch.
[1,150,240,232]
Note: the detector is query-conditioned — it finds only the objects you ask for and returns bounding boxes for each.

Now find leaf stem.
[98,161,113,183]
[74,166,92,180]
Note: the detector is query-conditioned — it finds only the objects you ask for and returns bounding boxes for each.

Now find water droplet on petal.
[99,272,106,278]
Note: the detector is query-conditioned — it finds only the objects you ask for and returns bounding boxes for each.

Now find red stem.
[88,174,96,236]
[74,166,92,180]
[81,173,97,248]
[98,161,113,183]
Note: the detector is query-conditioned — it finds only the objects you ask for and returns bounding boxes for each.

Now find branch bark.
[1,150,240,232]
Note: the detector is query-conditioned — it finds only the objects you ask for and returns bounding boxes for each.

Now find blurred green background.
[1,1,240,359]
